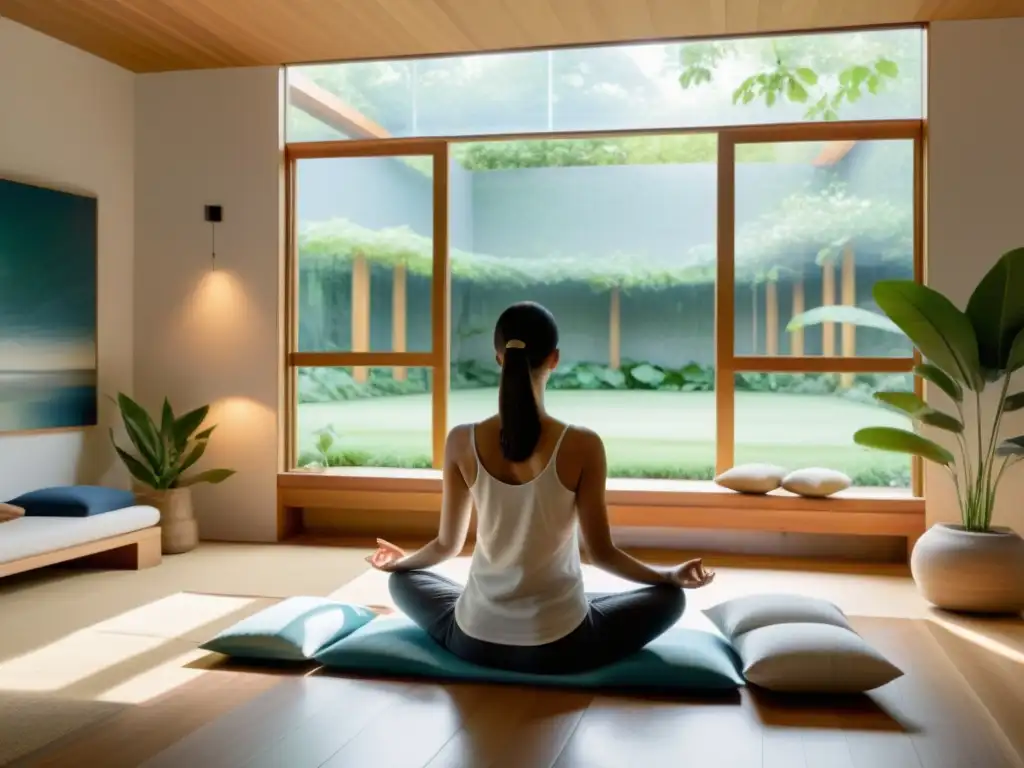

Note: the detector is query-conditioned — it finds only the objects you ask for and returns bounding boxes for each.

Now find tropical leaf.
[194,425,216,441]
[1007,326,1024,373]
[965,246,1024,374]
[854,426,955,465]
[996,436,1024,457]
[873,392,963,433]
[1004,392,1024,413]
[110,430,159,488]
[173,406,209,452]
[873,281,984,390]
[786,305,903,334]
[177,468,236,487]
[914,363,963,403]
[160,399,175,442]
[117,393,163,472]
[175,440,208,477]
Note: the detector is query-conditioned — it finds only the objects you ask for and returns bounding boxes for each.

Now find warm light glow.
[180,268,254,341]
[930,615,1024,666]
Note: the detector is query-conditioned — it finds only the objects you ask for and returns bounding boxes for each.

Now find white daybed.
[0,505,161,578]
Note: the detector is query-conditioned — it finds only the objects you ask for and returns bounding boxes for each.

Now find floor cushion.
[315,616,743,691]
[201,597,377,662]
[714,464,787,494]
[704,594,853,638]
[8,486,136,517]
[781,468,851,498]
[733,622,904,693]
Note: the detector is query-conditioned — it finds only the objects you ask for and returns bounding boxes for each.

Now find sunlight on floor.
[930,615,1024,665]
[0,593,259,694]
[96,648,209,704]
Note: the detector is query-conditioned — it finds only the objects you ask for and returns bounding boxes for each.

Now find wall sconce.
[205,204,223,270]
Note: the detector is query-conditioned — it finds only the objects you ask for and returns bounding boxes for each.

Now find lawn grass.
[297,388,911,486]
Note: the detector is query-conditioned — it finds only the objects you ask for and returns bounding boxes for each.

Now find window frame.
[284,119,924,497]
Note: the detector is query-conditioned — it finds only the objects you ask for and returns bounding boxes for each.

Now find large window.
[285,28,925,492]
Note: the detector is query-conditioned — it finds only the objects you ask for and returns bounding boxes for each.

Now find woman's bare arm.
[386,427,473,572]
[573,429,679,586]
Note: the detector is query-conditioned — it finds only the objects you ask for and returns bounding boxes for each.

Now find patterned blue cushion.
[315,616,743,690]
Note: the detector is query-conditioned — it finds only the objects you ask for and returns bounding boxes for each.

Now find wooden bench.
[0,526,162,579]
[277,471,926,561]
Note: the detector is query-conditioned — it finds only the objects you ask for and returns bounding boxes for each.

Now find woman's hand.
[366,539,407,572]
[668,558,715,589]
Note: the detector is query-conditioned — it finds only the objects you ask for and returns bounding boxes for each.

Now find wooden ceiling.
[1,0,1022,73]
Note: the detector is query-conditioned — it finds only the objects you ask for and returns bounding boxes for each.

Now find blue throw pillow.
[9,486,136,518]
[201,597,378,662]
[315,617,743,690]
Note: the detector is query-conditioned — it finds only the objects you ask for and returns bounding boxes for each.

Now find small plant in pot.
[111,394,235,555]
[852,247,1024,614]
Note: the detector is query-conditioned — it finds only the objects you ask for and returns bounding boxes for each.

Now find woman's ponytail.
[493,303,559,462]
[498,341,542,461]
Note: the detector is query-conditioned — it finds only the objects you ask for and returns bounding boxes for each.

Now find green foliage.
[677,33,908,119]
[853,248,1024,530]
[110,393,236,491]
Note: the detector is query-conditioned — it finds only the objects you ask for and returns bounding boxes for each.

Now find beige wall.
[134,68,282,542]
[927,19,1024,531]
[0,22,135,500]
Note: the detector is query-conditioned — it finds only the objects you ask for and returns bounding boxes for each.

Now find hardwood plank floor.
[17,616,1023,768]
[10,551,1024,768]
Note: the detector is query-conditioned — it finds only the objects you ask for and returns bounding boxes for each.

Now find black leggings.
[388,571,685,675]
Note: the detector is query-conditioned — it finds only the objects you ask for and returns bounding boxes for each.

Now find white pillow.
[734,623,903,693]
[781,467,851,497]
[714,464,787,494]
[704,594,852,639]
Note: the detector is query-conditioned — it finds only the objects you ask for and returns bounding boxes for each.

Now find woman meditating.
[367,301,715,675]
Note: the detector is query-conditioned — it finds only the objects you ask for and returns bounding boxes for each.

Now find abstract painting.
[0,178,98,432]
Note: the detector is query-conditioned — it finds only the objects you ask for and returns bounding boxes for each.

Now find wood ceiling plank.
[2,0,1024,73]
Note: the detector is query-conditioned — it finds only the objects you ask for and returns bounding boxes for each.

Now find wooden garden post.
[765,277,779,356]
[352,253,370,383]
[821,259,836,357]
[609,286,621,369]
[840,245,856,387]
[790,275,805,356]
[392,263,407,381]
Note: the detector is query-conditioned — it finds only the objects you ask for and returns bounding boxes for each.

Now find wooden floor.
[10,552,1024,768]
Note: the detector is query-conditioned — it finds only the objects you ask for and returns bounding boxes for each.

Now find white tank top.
[454,424,589,646]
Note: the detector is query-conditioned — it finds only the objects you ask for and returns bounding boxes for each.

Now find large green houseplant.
[111,393,235,554]
[847,247,1024,613]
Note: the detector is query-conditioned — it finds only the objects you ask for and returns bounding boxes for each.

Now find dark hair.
[494,302,559,462]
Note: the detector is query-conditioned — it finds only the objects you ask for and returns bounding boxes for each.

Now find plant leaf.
[110,430,159,488]
[965,246,1024,374]
[1004,392,1024,412]
[117,393,163,473]
[914,363,963,403]
[873,281,984,390]
[795,67,818,85]
[173,406,209,452]
[1007,326,1024,373]
[996,436,1024,457]
[175,440,208,476]
[854,426,955,465]
[160,398,175,441]
[194,425,216,441]
[875,58,899,77]
[786,305,903,334]
[177,468,236,487]
[873,392,963,433]
[786,78,808,103]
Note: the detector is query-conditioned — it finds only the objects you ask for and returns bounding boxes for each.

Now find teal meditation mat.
[314,616,744,691]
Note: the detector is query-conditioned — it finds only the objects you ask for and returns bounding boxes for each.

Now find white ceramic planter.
[910,523,1024,614]
[134,487,197,555]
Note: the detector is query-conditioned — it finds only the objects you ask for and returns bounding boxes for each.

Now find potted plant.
[851,247,1024,614]
[110,393,235,554]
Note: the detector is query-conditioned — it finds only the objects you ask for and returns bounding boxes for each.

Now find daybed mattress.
[0,505,160,564]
